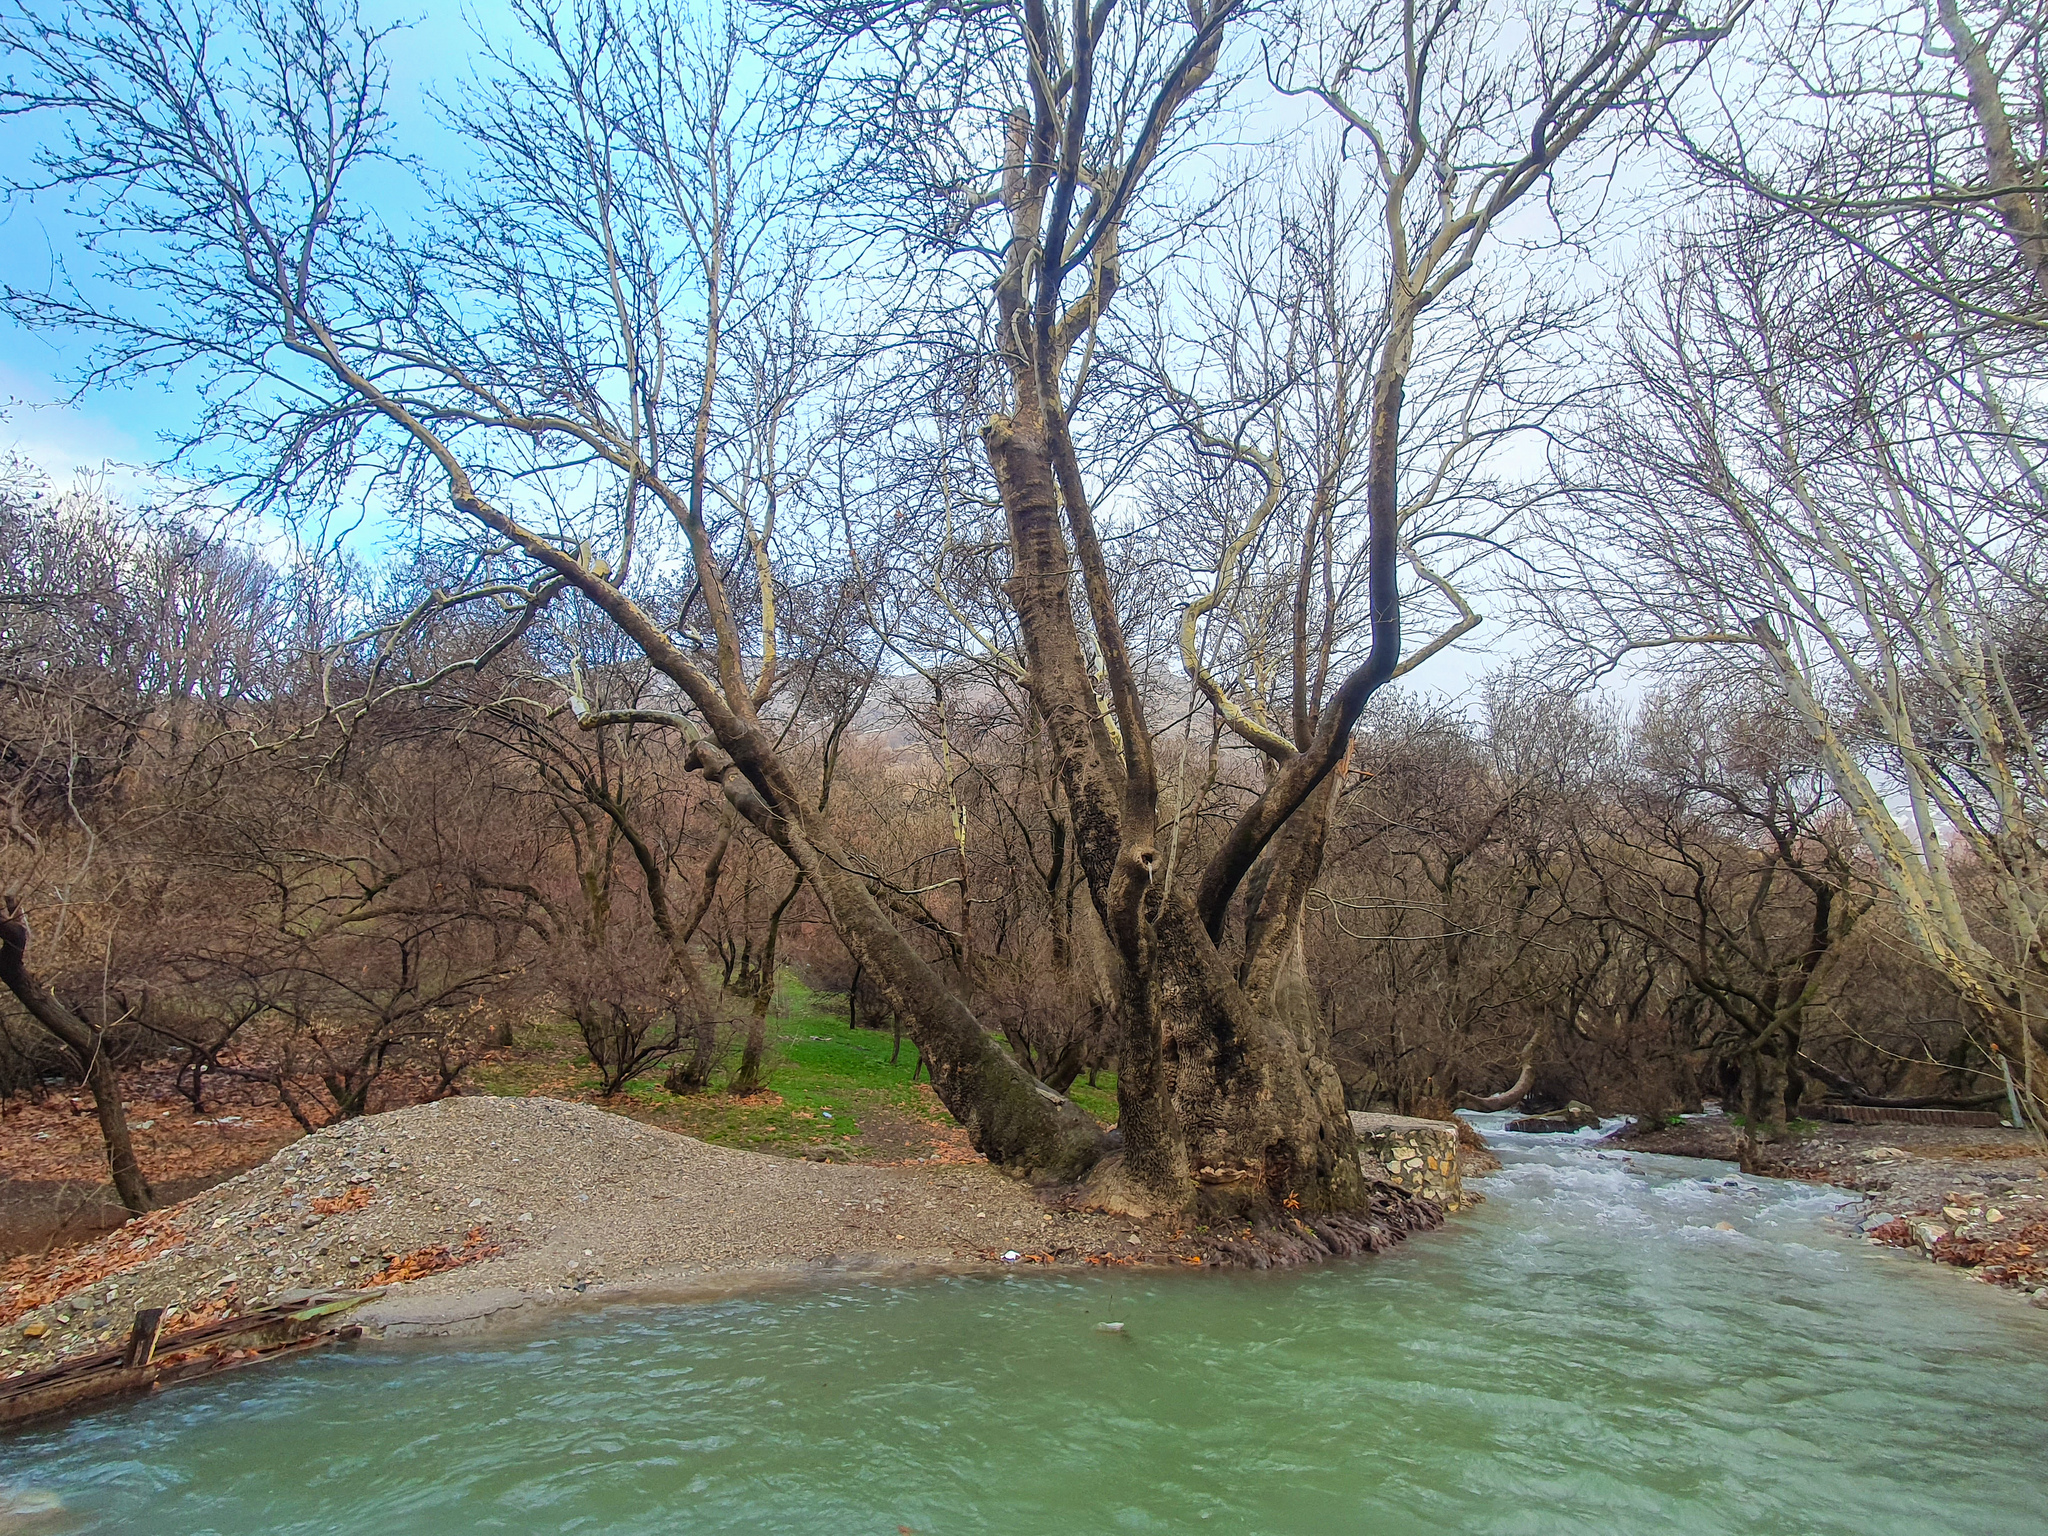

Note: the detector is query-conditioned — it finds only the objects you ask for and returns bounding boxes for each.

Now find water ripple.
[3,1127,2044,1534]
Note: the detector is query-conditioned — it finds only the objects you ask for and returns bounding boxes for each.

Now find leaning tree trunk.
[1461,1031,1541,1111]
[0,907,155,1214]
[565,581,1109,1180]
[787,829,1107,1177]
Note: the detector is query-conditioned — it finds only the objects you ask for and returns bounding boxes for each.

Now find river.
[3,1116,2044,1533]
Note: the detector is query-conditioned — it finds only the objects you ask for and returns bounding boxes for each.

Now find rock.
[1906,1219,1950,1251]
[1506,1103,1603,1134]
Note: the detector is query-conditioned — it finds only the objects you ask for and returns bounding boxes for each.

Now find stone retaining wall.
[1350,1112,1468,1212]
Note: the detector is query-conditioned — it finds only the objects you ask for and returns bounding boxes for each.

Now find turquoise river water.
[2,1116,2045,1534]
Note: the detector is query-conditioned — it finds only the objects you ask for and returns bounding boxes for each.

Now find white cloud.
[0,360,166,500]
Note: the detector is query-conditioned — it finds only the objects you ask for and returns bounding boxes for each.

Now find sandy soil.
[2,1097,1249,1377]
[1612,1110,2048,1303]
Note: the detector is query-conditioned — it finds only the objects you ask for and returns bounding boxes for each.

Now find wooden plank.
[1817,1103,2004,1129]
[122,1309,165,1368]
[2,1294,376,1433]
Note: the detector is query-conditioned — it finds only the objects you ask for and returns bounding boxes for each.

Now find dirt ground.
[1613,1110,2048,1302]
[0,1072,301,1256]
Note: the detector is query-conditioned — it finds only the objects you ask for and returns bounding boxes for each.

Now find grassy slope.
[473,977,1118,1161]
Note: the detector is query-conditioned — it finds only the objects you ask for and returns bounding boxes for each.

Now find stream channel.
[3,1115,2045,1533]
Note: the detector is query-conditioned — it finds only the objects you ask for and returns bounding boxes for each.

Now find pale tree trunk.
[1935,0,2048,300]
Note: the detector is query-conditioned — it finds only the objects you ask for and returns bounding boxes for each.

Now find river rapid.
[2,1116,2044,1534]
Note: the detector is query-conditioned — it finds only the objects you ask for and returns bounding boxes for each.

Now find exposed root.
[1192,1186,1445,1270]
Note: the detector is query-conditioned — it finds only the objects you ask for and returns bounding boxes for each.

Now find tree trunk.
[1165,767,1365,1220]
[665,727,1107,1178]
[780,816,1107,1176]
[0,906,155,1214]
[1460,1032,1541,1111]
[730,870,802,1096]
[976,400,1376,1220]
[731,1002,768,1096]
[1732,1026,1795,1168]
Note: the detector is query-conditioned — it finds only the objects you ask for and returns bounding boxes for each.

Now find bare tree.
[1,0,1731,1222]
[1531,187,2048,1137]
[0,478,288,1210]
[1566,687,1873,1153]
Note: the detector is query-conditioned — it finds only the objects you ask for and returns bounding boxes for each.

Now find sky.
[0,0,476,491]
[0,0,1717,706]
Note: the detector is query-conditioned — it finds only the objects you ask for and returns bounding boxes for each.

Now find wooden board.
[1,1293,374,1432]
[1817,1104,2005,1129]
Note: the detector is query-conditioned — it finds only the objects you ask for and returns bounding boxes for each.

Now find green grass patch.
[1067,1078,1117,1123]
[471,975,1117,1157]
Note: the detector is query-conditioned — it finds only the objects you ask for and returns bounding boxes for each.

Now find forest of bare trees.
[1,0,2042,1226]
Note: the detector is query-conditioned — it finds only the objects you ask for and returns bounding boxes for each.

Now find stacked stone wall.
[1349,1111,1469,1212]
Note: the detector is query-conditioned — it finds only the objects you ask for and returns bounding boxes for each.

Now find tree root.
[1193,1186,1445,1270]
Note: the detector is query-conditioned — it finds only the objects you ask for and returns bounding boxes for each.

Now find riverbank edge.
[1605,1110,2048,1307]
[5,1098,1473,1385]
[354,1253,1132,1341]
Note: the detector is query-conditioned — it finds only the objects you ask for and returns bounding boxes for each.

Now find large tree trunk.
[981,402,1369,1221]
[0,906,155,1214]
[1164,768,1364,1220]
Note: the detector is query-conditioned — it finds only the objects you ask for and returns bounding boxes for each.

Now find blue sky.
[0,0,1607,699]
[0,0,480,490]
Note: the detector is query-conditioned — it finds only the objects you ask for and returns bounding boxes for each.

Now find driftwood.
[1459,1032,1539,1112]
[0,1291,377,1432]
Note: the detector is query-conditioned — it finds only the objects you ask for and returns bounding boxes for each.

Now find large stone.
[1349,1112,1468,1212]
[1506,1102,1603,1134]
[1906,1218,1951,1253]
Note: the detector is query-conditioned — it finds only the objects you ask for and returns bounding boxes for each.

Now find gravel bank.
[2,1097,1220,1375]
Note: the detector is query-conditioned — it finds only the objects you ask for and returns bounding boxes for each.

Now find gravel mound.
[4,1097,1152,1371]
